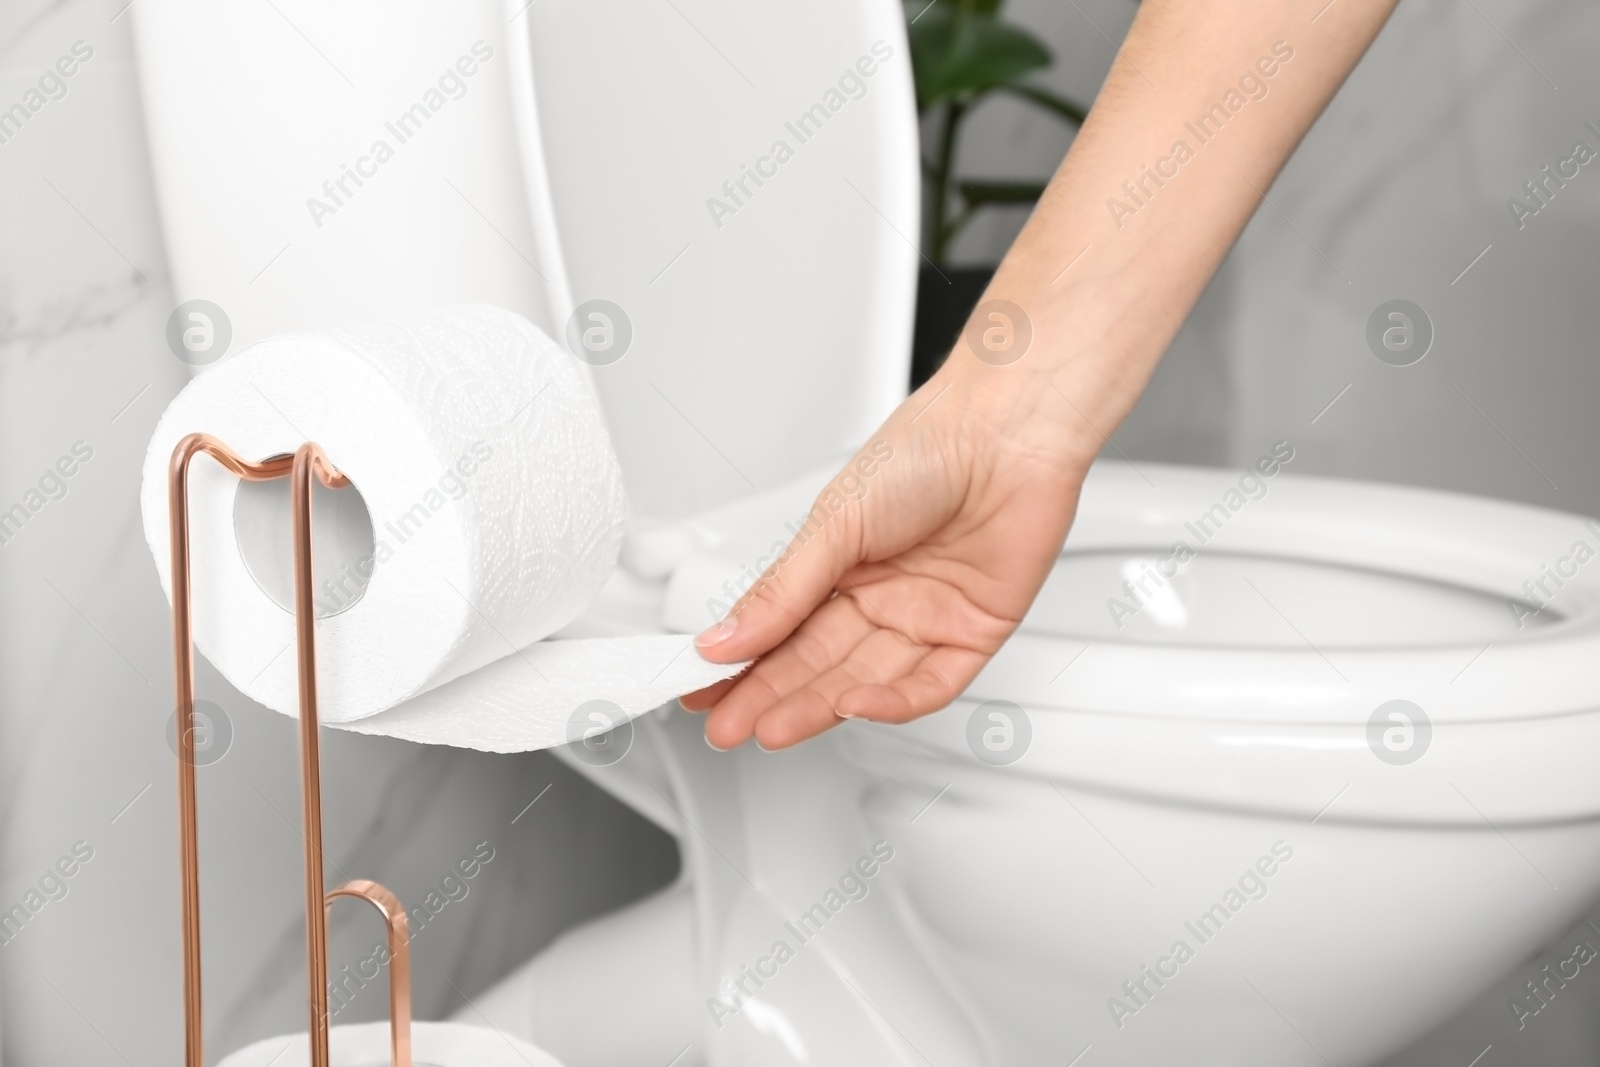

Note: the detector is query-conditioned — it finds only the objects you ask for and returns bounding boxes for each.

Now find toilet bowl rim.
[1062,461,1600,616]
[838,697,1600,825]
[959,621,1600,724]
[935,463,1600,721]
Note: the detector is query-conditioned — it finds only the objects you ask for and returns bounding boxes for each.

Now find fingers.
[749,629,926,749]
[694,489,861,666]
[836,644,991,723]
[678,676,738,712]
[701,597,874,750]
[747,688,846,750]
[704,620,993,751]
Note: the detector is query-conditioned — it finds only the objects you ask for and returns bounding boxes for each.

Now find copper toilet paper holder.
[168,434,410,1067]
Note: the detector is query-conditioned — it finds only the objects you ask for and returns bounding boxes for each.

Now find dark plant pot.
[910,264,996,389]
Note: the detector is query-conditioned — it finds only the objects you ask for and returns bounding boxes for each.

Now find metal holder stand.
[169,433,411,1067]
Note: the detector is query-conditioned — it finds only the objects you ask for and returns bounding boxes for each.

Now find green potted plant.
[906,0,1089,385]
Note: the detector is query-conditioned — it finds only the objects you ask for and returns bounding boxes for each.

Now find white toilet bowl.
[476,460,1600,1066]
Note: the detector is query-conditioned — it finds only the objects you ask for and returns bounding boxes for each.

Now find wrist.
[918,270,1154,475]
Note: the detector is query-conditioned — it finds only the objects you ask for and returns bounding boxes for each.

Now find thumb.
[694,485,863,663]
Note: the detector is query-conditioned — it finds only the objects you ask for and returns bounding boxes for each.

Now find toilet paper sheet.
[140,305,744,752]
[337,634,735,752]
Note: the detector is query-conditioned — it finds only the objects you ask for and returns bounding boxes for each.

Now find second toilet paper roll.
[218,1021,562,1067]
[140,305,742,751]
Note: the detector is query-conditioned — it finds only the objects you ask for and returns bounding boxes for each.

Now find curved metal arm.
[326,880,412,1067]
[169,434,350,1067]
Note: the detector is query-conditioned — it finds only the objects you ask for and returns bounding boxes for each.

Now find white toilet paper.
[217,1020,562,1067]
[140,306,742,752]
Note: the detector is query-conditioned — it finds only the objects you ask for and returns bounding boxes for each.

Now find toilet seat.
[968,461,1600,726]
[651,460,1600,827]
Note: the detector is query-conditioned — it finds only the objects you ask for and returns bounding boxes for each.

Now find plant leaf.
[908,4,1052,109]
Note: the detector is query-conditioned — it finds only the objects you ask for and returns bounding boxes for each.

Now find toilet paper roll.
[217,1021,562,1066]
[141,306,743,751]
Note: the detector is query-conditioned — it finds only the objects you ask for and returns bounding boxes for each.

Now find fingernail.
[705,732,730,752]
[695,614,739,648]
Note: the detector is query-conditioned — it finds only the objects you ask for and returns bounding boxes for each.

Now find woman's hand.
[681,347,1101,751]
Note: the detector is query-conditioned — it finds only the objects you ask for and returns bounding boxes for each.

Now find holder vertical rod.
[168,434,346,1067]
[292,443,338,1067]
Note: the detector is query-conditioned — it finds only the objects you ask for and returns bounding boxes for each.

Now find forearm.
[937,0,1399,456]
[693,1,1405,744]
